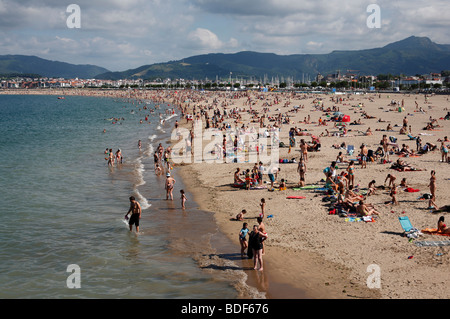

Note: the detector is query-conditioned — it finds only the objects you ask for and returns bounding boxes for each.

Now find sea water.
[0,94,262,299]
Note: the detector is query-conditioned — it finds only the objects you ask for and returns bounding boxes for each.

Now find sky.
[0,0,449,72]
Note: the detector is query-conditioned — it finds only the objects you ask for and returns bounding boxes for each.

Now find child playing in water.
[180,189,187,209]
[239,223,250,258]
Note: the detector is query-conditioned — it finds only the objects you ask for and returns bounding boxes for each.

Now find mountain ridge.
[0,55,110,79]
[97,36,450,80]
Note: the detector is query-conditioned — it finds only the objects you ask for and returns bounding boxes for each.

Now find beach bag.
[422,193,432,199]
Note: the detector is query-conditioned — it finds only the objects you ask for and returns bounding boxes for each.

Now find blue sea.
[0,94,261,299]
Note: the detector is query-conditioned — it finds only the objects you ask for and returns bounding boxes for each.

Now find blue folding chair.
[347,145,354,155]
[398,216,419,236]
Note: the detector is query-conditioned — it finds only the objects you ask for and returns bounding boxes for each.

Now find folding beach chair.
[398,216,420,237]
[347,145,354,155]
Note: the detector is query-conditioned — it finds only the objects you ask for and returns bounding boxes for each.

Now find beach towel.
[293,185,322,190]
[362,216,376,222]
[286,196,306,199]
[414,240,450,247]
[421,228,450,237]
[345,217,362,222]
[404,188,420,192]
[250,186,267,190]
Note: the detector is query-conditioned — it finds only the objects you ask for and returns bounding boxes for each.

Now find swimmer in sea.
[125,196,141,233]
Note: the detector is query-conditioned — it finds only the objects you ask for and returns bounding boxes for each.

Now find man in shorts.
[125,196,141,233]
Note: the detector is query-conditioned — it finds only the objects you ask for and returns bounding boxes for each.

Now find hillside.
[0,55,110,79]
[96,36,450,80]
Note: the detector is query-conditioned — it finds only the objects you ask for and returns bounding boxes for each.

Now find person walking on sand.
[259,198,266,219]
[360,143,368,169]
[125,196,141,233]
[297,156,306,187]
[440,141,448,163]
[300,139,308,162]
[381,135,389,162]
[165,173,176,200]
[428,170,437,209]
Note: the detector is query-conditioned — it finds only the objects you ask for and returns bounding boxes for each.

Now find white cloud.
[0,0,448,71]
[188,28,223,50]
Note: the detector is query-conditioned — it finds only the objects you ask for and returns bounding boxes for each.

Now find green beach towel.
[293,185,322,190]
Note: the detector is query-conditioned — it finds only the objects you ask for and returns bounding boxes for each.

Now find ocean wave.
[132,157,151,210]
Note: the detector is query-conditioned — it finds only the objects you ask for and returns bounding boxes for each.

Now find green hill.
[0,55,110,79]
[96,36,450,80]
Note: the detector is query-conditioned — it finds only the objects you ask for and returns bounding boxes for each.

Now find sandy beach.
[4,88,449,299]
[171,90,450,299]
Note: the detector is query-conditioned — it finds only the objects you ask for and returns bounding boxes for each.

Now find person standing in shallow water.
[125,196,141,233]
[249,225,268,271]
[165,173,176,200]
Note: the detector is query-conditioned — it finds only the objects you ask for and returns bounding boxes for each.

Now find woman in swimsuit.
[250,224,268,271]
[107,148,114,166]
[440,141,448,163]
[347,161,355,188]
[165,173,176,200]
[436,216,450,234]
[297,156,306,187]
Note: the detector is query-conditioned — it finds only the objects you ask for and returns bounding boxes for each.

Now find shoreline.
[177,161,381,299]
[4,88,450,299]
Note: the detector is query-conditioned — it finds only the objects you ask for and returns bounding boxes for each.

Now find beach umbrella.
[333,112,343,116]
[342,115,351,122]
